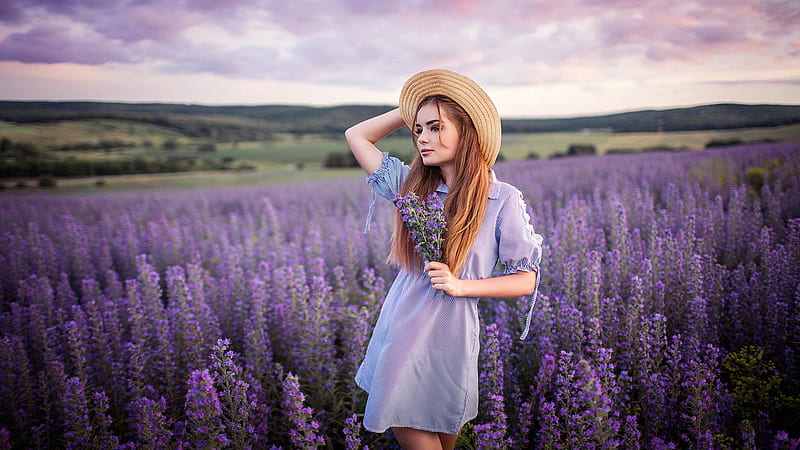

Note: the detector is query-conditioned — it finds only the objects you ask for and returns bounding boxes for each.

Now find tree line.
[2,102,799,136]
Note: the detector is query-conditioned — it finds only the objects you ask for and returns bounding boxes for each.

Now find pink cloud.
[91,6,201,43]
[588,1,776,64]
[0,0,796,90]
[166,43,283,78]
[0,24,127,64]
[757,0,800,33]
[443,0,480,14]
[338,0,403,15]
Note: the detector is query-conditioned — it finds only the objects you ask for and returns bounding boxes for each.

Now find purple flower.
[476,323,512,448]
[393,191,447,262]
[1,138,799,448]
[62,376,91,448]
[0,428,10,449]
[280,371,325,448]
[131,395,173,448]
[185,369,229,448]
[342,413,363,450]
[209,338,256,448]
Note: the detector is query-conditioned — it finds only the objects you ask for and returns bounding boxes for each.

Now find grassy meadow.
[224,123,800,164]
[2,117,800,191]
[499,123,800,157]
[44,167,365,193]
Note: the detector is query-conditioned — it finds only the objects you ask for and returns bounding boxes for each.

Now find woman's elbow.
[521,271,537,296]
[344,125,356,143]
[521,285,536,297]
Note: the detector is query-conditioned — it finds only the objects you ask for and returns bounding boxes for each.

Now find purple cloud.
[0,1,24,22]
[0,24,128,64]
[92,7,199,43]
[0,0,796,90]
[756,0,800,34]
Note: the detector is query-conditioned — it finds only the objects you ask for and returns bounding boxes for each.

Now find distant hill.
[502,104,800,133]
[0,101,799,135]
[0,102,393,137]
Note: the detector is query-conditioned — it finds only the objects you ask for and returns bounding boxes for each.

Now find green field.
[3,118,800,191]
[0,119,189,148]
[4,119,800,164]
[43,167,365,193]
[217,134,415,167]
[220,123,800,164]
[499,124,800,158]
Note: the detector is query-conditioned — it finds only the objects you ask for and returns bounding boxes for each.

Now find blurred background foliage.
[1,101,799,187]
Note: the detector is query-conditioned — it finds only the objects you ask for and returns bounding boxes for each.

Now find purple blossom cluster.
[184,369,229,448]
[342,413,364,450]
[393,191,447,262]
[0,142,799,447]
[475,322,513,448]
[280,370,325,448]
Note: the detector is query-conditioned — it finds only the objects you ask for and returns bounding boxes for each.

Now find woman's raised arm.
[344,108,406,174]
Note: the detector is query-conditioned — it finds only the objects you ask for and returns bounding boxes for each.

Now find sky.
[0,0,798,118]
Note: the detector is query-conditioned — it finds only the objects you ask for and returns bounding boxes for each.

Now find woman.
[345,69,543,450]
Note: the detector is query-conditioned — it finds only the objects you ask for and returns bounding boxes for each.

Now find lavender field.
[1,142,799,449]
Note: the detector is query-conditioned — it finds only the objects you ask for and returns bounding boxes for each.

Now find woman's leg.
[437,431,458,450]
[392,427,443,450]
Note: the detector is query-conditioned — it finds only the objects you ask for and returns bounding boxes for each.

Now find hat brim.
[399,69,501,168]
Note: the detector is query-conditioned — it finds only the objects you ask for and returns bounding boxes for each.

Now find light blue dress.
[355,153,543,435]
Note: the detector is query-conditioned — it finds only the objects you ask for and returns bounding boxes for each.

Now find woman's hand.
[424,261,538,299]
[424,261,465,297]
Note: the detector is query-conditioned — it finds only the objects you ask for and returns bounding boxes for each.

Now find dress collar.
[435,170,500,199]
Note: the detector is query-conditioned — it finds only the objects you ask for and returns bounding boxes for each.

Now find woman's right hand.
[344,108,405,174]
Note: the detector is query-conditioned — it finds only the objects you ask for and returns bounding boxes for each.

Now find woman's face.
[414,102,460,170]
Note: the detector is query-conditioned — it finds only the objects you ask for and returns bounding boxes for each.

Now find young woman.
[345,69,543,450]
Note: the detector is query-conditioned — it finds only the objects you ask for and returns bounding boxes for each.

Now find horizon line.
[1,99,799,121]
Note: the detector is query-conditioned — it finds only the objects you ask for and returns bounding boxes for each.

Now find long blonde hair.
[387,95,490,275]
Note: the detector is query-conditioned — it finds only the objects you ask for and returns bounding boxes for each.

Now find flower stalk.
[393,191,447,263]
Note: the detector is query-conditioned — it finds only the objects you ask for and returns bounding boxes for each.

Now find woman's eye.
[431,126,439,132]
[414,127,423,135]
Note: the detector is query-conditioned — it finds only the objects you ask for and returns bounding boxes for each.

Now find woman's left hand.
[424,261,464,297]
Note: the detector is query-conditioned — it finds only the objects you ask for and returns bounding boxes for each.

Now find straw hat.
[399,69,502,168]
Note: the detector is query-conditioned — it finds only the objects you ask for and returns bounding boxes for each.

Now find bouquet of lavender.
[393,191,447,262]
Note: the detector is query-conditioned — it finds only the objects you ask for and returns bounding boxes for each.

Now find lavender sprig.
[393,192,447,263]
[342,413,363,450]
[185,369,229,448]
[280,371,325,448]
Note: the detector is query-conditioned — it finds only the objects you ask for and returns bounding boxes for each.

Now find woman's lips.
[420,148,434,156]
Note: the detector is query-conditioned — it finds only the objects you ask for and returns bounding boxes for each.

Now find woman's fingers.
[423,261,463,295]
[426,268,451,282]
[424,261,449,272]
[430,276,447,285]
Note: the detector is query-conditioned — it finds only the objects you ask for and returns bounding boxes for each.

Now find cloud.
[0,1,24,22]
[0,24,128,64]
[701,78,800,86]
[757,0,800,35]
[0,0,797,94]
[90,7,200,43]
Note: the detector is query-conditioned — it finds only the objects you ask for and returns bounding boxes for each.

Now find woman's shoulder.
[489,176,524,201]
[367,152,409,183]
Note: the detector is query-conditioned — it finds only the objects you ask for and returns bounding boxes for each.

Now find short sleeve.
[496,189,543,275]
[495,188,544,341]
[366,152,409,201]
[363,153,410,232]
